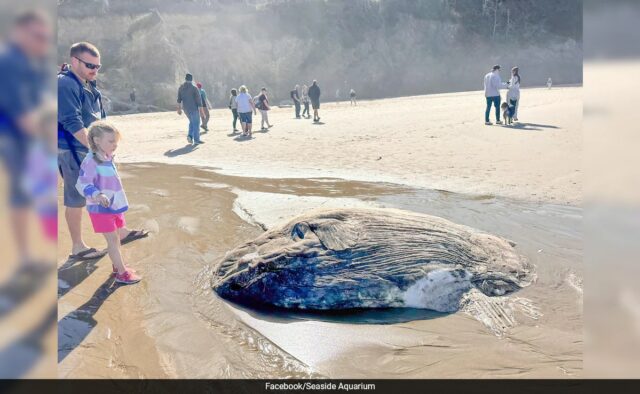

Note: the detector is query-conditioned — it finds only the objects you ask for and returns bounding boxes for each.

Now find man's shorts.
[0,134,30,208]
[238,112,252,124]
[58,149,87,208]
[311,99,320,110]
[89,212,126,233]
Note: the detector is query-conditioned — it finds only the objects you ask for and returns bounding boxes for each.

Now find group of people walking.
[290,81,322,122]
[226,85,273,138]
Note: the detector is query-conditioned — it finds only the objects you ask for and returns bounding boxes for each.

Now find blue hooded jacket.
[57,67,105,154]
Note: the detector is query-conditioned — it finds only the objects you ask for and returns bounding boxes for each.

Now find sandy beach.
[113,87,582,205]
[57,87,582,378]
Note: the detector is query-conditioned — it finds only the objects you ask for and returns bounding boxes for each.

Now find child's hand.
[97,193,110,208]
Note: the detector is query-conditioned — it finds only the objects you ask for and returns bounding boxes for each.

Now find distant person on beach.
[350,89,357,106]
[257,87,273,130]
[547,77,553,89]
[228,88,239,132]
[177,73,205,145]
[335,88,340,104]
[291,84,301,118]
[76,121,142,284]
[129,88,136,103]
[308,80,321,122]
[236,85,257,137]
[196,82,211,132]
[507,66,521,122]
[483,64,507,125]
[301,84,310,118]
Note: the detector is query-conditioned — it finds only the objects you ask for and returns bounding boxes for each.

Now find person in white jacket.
[484,65,508,125]
[507,66,521,121]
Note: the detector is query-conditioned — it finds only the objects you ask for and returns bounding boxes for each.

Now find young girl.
[76,121,141,284]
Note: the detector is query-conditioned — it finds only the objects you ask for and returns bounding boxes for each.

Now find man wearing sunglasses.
[57,42,108,260]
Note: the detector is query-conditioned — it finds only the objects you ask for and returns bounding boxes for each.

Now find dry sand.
[113,87,582,204]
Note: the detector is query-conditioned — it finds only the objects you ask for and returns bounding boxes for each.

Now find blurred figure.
[0,9,53,266]
[23,103,58,243]
[196,82,211,132]
[129,87,136,103]
[308,80,321,122]
[228,88,239,132]
[301,84,310,118]
[350,88,357,106]
[290,84,301,119]
[547,77,552,89]
[58,41,110,261]
[0,7,56,379]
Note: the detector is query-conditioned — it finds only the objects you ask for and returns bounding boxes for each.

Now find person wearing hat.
[483,65,507,125]
[177,73,205,144]
[196,82,211,132]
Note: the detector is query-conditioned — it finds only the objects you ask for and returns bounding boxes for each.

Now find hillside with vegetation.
[58,0,582,113]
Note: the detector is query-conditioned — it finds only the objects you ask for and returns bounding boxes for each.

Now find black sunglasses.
[74,56,101,70]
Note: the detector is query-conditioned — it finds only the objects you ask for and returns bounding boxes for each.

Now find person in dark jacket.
[177,73,205,144]
[308,80,321,122]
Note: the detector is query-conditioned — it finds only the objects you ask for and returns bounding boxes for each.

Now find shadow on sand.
[233,134,253,142]
[0,305,56,378]
[58,255,107,298]
[164,144,198,157]
[507,122,559,131]
[58,276,122,362]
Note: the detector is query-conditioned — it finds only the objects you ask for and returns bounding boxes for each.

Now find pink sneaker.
[115,269,142,285]
[112,265,136,275]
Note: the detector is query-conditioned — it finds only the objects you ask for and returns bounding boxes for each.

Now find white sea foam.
[402,269,473,312]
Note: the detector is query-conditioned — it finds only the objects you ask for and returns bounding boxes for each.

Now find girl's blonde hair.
[87,121,121,159]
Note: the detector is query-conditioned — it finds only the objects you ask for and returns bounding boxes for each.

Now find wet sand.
[57,163,582,378]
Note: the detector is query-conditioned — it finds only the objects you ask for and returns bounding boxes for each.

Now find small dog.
[501,102,514,125]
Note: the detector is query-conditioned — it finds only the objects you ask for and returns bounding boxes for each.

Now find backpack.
[253,95,260,106]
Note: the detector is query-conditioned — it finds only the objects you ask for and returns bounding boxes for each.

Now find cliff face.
[58,0,583,113]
